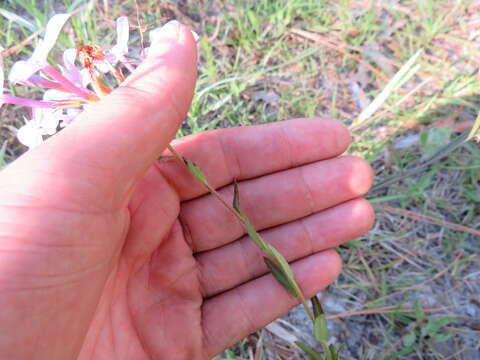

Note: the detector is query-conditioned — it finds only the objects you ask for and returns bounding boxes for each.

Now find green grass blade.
[13,0,46,26]
[294,341,325,360]
[263,244,298,293]
[236,210,269,252]
[234,185,320,319]
[264,257,298,297]
[185,159,208,186]
[0,8,37,32]
[196,46,321,100]
[314,315,328,343]
[357,50,422,124]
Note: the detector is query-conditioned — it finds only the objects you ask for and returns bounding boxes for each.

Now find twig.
[1,30,42,57]
[326,305,450,320]
[374,204,480,236]
[363,253,462,307]
[291,28,389,82]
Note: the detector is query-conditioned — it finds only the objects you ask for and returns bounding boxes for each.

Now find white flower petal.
[31,107,46,124]
[116,16,129,53]
[149,27,163,44]
[94,60,110,73]
[80,68,91,87]
[29,38,47,67]
[31,108,60,135]
[61,108,82,126]
[43,89,70,101]
[41,115,60,135]
[17,123,44,148]
[109,44,124,63]
[31,13,71,65]
[60,48,88,88]
[8,60,39,84]
[62,47,77,67]
[105,17,130,66]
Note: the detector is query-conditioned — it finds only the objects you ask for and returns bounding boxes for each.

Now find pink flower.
[9,13,70,83]
[0,13,97,148]
[93,16,134,75]
[8,13,93,100]
[2,14,197,149]
[61,48,91,89]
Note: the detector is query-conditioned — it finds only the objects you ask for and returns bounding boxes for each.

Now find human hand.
[0,22,374,359]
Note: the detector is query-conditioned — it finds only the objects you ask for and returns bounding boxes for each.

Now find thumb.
[48,20,197,191]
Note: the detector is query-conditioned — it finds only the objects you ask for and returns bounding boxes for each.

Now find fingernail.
[151,20,181,44]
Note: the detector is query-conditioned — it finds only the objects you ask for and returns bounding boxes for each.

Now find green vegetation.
[1,0,478,358]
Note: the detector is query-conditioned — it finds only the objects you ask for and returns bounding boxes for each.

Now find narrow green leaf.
[233,198,272,252]
[311,295,324,319]
[264,244,300,297]
[383,346,415,360]
[234,185,303,301]
[414,300,425,324]
[237,211,269,251]
[420,127,452,160]
[328,344,336,360]
[0,9,38,32]
[185,159,208,185]
[196,46,320,100]
[264,257,298,297]
[12,0,46,25]
[294,341,324,360]
[67,0,91,12]
[421,316,456,338]
[357,49,422,124]
[314,315,329,344]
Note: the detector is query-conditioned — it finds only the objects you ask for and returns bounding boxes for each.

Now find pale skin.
[0,22,374,359]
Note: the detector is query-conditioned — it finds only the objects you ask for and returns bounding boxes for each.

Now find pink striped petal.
[0,95,55,108]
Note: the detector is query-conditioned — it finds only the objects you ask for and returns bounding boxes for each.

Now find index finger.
[158,118,350,200]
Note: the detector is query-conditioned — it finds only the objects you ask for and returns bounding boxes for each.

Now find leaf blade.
[314,314,329,344]
[264,257,298,297]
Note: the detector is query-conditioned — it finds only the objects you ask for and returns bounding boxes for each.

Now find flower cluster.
[0,14,143,149]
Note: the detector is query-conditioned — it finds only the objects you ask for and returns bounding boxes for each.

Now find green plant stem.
[166,144,315,322]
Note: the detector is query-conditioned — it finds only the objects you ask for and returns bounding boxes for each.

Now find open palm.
[0,23,373,359]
